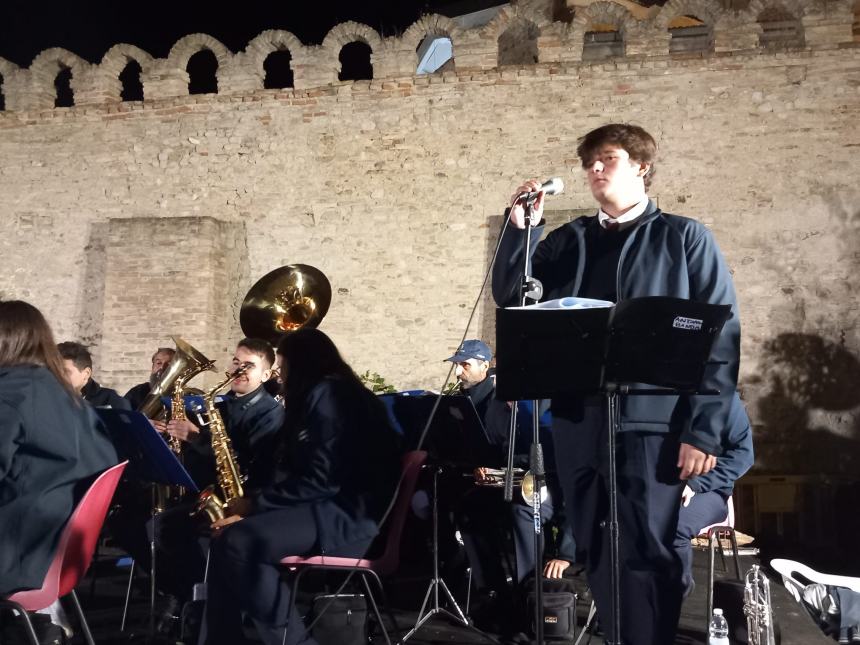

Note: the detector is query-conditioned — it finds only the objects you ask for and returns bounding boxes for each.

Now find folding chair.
[279,450,428,645]
[0,461,129,645]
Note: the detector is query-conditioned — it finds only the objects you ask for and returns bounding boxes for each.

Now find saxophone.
[192,364,249,522]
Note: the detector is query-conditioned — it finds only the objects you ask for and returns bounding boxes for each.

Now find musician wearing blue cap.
[445,339,576,636]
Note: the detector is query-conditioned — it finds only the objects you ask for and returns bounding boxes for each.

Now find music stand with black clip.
[400,394,501,644]
[496,296,732,645]
[97,408,199,642]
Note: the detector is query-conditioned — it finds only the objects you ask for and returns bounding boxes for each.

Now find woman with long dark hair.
[200,328,402,645]
[0,300,118,596]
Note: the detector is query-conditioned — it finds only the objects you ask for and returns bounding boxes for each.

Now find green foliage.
[359,370,397,394]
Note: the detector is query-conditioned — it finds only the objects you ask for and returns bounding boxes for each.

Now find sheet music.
[508,296,614,310]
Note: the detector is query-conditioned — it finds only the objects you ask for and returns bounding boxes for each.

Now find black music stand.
[97,408,198,641]
[496,296,732,645]
[399,394,500,644]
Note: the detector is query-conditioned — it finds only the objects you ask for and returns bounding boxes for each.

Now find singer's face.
[583,145,647,209]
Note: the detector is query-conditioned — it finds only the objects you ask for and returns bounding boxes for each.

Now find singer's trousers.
[552,405,685,645]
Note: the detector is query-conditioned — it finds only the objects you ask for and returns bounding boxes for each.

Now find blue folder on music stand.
[97,408,198,492]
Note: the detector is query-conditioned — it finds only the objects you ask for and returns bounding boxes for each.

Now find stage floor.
[50,547,831,644]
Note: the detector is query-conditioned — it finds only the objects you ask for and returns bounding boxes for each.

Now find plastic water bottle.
[708,608,730,645]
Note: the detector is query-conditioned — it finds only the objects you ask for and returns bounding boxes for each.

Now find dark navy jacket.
[183,385,283,492]
[492,202,740,456]
[0,366,119,595]
[254,377,402,555]
[687,393,754,496]
[82,378,132,410]
[124,381,151,410]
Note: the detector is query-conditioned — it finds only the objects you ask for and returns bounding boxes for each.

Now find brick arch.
[0,57,20,79]
[497,16,543,65]
[100,44,155,77]
[656,0,722,31]
[480,3,553,41]
[400,13,459,54]
[30,47,89,81]
[746,0,807,20]
[572,1,636,35]
[167,33,233,71]
[321,21,383,54]
[245,29,305,65]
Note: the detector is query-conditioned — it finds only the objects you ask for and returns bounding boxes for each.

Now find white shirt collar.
[598,196,649,230]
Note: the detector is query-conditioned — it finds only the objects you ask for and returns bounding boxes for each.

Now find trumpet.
[744,564,777,645]
[471,467,548,504]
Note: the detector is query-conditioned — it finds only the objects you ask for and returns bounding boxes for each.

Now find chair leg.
[727,528,741,580]
[121,560,135,632]
[0,600,41,645]
[282,567,309,645]
[69,589,96,645]
[360,572,393,645]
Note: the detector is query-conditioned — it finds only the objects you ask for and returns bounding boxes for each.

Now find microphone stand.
[503,195,546,645]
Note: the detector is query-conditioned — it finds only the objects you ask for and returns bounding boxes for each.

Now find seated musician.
[108,337,283,633]
[0,301,118,637]
[124,346,175,410]
[444,340,576,633]
[675,392,754,597]
[57,340,131,409]
[199,328,402,645]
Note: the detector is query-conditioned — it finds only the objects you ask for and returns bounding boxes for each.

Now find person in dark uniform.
[445,340,575,634]
[124,346,175,410]
[111,337,285,622]
[57,340,131,410]
[493,124,741,644]
[676,393,754,596]
[0,300,119,596]
[199,328,402,645]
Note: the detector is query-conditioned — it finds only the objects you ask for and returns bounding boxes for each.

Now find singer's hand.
[509,179,545,229]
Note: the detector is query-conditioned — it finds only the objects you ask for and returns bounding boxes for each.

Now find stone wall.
[1,0,859,476]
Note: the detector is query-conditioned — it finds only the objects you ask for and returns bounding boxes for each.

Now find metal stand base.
[400,467,499,645]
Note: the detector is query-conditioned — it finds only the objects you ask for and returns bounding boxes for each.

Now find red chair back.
[8,461,128,610]
[371,450,427,576]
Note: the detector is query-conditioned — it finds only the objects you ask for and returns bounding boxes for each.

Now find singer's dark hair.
[276,328,364,405]
[577,123,657,190]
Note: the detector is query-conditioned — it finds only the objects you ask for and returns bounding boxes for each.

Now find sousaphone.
[239,264,332,345]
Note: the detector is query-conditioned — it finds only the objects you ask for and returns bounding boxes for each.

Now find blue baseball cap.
[444,339,493,363]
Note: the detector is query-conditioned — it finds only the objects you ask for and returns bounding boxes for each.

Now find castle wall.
[1,0,858,475]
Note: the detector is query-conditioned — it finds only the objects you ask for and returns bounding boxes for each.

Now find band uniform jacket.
[81,377,132,410]
[492,201,740,456]
[254,377,402,556]
[182,384,284,492]
[0,365,119,595]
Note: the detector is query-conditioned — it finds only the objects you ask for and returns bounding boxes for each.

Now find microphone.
[519,177,564,199]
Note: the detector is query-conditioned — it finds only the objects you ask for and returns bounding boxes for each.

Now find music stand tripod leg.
[400,467,500,645]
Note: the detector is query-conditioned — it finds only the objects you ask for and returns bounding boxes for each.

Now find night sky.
[0,0,667,68]
[0,0,501,67]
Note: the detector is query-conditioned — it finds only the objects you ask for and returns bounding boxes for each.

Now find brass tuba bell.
[137,336,216,419]
[239,264,332,345]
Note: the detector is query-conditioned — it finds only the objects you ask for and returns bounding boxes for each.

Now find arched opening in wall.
[0,74,5,111]
[758,6,804,49]
[264,49,294,89]
[668,15,712,53]
[187,49,218,95]
[54,65,74,107]
[582,24,624,61]
[338,41,373,81]
[119,59,144,102]
[498,19,540,66]
[416,33,454,75]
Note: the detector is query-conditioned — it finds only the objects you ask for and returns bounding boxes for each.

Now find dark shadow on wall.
[751,332,860,476]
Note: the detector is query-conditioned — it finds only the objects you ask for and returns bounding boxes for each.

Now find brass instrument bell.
[138,336,216,419]
[239,264,332,345]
